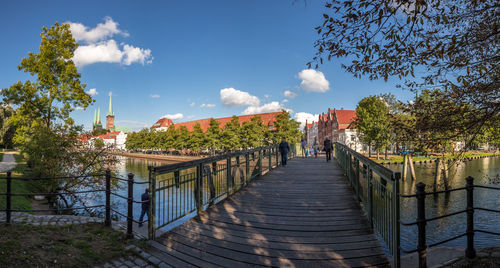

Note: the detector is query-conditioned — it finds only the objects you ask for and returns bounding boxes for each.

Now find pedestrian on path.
[313,137,319,158]
[324,136,333,162]
[300,137,307,158]
[138,188,150,227]
[279,137,290,166]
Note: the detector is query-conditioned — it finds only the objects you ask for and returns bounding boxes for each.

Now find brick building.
[318,108,364,152]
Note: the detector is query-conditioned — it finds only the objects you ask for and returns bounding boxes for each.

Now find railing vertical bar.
[416,182,427,268]
[105,169,111,227]
[126,173,134,239]
[465,176,476,259]
[393,172,401,268]
[5,171,11,226]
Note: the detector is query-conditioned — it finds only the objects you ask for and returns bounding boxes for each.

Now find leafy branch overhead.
[311,0,499,139]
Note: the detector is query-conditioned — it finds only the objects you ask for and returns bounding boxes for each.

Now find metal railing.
[146,143,299,239]
[400,177,500,268]
[334,142,401,267]
[1,170,147,239]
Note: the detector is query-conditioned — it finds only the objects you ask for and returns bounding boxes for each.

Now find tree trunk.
[376,149,379,160]
[368,143,372,158]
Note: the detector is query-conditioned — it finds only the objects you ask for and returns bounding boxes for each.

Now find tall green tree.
[354,96,390,159]
[241,115,265,148]
[205,118,221,154]
[190,123,205,152]
[220,116,241,152]
[177,126,190,150]
[272,110,301,144]
[2,22,92,129]
[0,105,16,149]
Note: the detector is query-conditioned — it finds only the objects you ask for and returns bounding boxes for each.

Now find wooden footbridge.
[144,144,398,267]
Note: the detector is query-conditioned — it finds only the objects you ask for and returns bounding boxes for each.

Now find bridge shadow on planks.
[149,157,389,267]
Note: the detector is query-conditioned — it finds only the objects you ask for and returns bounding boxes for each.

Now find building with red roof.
[152,112,282,132]
[318,108,364,152]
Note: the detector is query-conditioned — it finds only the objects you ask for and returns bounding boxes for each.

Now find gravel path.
[0,152,17,172]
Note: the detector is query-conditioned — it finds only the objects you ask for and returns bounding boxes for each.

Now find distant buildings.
[316,108,364,152]
[304,121,318,147]
[152,112,282,132]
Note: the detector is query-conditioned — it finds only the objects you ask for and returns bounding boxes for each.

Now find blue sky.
[0,0,414,131]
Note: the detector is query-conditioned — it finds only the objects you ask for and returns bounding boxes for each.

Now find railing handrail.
[148,145,279,174]
[334,142,395,181]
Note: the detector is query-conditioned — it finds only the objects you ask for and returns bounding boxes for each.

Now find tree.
[0,105,16,149]
[2,22,92,128]
[190,123,205,152]
[272,110,302,144]
[177,126,190,151]
[241,115,266,148]
[220,116,241,152]
[205,118,221,154]
[354,96,390,159]
[311,1,499,146]
[94,138,105,149]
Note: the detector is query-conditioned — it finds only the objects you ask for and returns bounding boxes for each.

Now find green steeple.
[93,109,97,125]
[107,94,114,116]
[97,108,101,125]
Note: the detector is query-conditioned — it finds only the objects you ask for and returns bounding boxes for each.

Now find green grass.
[0,223,134,267]
[0,152,33,211]
[375,152,499,163]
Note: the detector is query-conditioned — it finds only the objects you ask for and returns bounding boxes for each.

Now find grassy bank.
[0,152,32,211]
[374,152,499,164]
[0,223,135,267]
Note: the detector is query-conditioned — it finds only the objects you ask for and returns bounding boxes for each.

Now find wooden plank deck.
[151,157,389,267]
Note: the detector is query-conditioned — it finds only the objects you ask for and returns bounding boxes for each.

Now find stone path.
[0,152,17,172]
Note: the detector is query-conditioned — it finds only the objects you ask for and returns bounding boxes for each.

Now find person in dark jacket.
[138,188,150,227]
[324,136,333,162]
[279,137,290,166]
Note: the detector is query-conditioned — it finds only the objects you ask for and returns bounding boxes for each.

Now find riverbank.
[107,151,203,163]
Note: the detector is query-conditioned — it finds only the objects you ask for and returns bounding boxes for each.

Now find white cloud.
[189,102,195,107]
[298,69,330,92]
[294,112,320,129]
[200,103,216,108]
[264,94,270,99]
[284,90,297,98]
[73,40,123,67]
[242,102,285,115]
[162,113,184,120]
[68,16,128,44]
[122,44,153,65]
[282,99,289,103]
[75,106,85,110]
[187,115,195,119]
[68,17,153,67]
[85,88,98,96]
[150,94,160,98]
[220,88,260,107]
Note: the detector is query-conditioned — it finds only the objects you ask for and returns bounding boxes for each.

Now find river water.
[91,155,499,252]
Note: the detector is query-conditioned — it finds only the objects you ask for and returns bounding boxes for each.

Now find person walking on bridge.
[279,137,290,166]
[300,137,307,158]
[138,188,150,227]
[324,136,333,162]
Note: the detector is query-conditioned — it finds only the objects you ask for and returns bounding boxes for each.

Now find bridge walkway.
[148,157,389,267]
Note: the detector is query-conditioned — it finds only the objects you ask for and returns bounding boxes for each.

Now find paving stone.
[158,262,172,268]
[123,260,135,267]
[138,251,150,260]
[147,256,161,265]
[476,252,489,258]
[112,260,122,266]
[491,251,500,258]
[125,244,138,251]
[133,258,147,266]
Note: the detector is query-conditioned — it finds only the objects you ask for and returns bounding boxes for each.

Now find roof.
[153,112,282,132]
[97,131,122,140]
[152,118,173,129]
[334,109,357,130]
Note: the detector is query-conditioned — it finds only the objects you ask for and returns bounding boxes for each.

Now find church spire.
[97,108,101,124]
[93,109,97,125]
[107,93,114,116]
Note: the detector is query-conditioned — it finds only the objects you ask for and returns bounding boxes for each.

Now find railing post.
[355,159,360,198]
[195,163,203,215]
[275,146,279,166]
[105,169,111,227]
[368,168,373,228]
[268,147,272,170]
[416,182,427,268]
[148,170,156,240]
[393,172,401,268]
[6,171,11,226]
[226,157,232,194]
[126,173,134,239]
[465,176,476,259]
[245,153,250,184]
[258,149,262,176]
